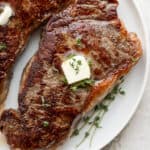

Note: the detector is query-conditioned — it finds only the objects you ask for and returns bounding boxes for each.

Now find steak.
[0,0,142,149]
[0,0,72,104]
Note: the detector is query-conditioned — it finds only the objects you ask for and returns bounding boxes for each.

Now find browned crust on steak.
[0,0,72,104]
[0,0,142,149]
[83,21,142,113]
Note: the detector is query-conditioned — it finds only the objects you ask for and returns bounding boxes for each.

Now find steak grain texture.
[0,0,142,149]
[0,0,71,103]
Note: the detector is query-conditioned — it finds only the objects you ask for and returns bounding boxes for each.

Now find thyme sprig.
[67,54,76,59]
[71,78,125,148]
[131,57,139,62]
[43,121,49,127]
[70,79,95,91]
[76,37,82,47]
[0,42,7,51]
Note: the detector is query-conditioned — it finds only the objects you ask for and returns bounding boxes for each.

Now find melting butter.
[0,4,13,26]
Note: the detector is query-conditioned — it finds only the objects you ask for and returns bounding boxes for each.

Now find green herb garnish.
[67,54,76,59]
[85,132,90,137]
[100,103,108,111]
[43,121,49,127]
[94,104,101,111]
[94,116,100,121]
[88,60,93,67]
[119,87,125,95]
[77,60,82,65]
[94,122,101,128]
[70,85,78,91]
[72,78,126,148]
[104,93,115,101]
[70,79,95,91]
[0,42,7,51]
[83,116,90,123]
[131,57,139,62]
[76,38,82,46]
[72,129,79,136]
[61,76,68,84]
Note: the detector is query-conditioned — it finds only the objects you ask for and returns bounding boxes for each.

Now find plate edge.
[99,0,150,149]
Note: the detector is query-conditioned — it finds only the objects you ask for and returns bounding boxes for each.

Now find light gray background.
[103,1,150,150]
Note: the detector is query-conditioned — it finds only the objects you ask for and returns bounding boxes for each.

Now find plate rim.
[99,0,150,149]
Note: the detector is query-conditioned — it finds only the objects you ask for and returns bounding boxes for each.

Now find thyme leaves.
[70,79,95,91]
[72,78,125,148]
[0,42,7,51]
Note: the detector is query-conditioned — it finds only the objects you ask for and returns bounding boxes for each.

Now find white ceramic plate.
[0,0,149,150]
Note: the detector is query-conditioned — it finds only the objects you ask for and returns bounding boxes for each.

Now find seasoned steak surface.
[0,0,71,103]
[0,0,142,149]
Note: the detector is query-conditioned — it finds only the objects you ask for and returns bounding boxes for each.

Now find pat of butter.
[62,55,91,84]
[0,4,13,26]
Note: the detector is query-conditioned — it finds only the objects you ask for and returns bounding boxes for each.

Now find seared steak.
[0,0,142,149]
[0,0,72,104]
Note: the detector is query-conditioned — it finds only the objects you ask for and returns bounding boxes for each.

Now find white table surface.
[103,0,150,150]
